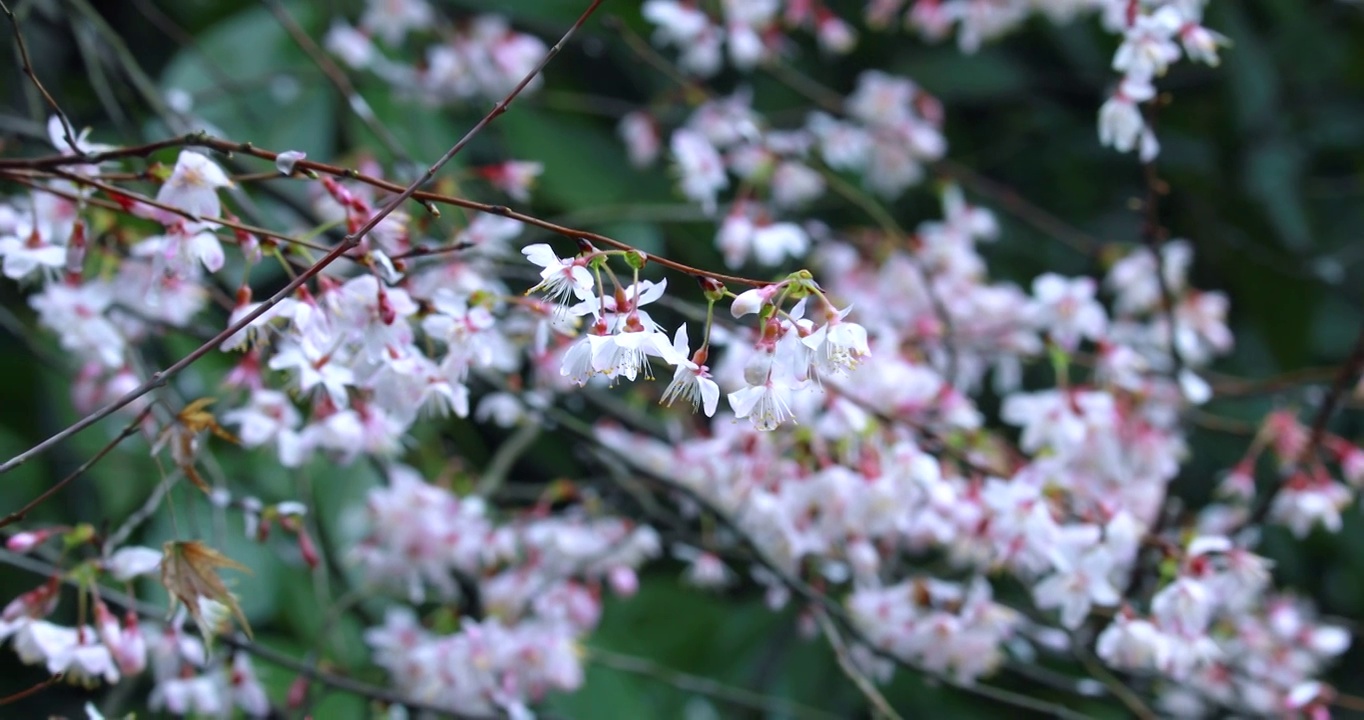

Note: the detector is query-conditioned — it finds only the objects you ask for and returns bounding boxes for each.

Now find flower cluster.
[1096,0,1229,159]
[584,176,1348,712]
[642,0,859,75]
[1098,538,1348,717]
[628,72,945,251]
[325,0,549,105]
[353,464,660,716]
[0,545,269,717]
[847,577,1022,683]
[641,1,1227,161]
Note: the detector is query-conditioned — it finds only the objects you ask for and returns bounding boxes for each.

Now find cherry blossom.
[156,151,232,221]
[671,129,729,214]
[660,326,721,416]
[1031,529,1121,629]
[1031,273,1108,350]
[522,243,595,308]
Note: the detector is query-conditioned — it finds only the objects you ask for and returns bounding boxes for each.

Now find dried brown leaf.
[159,540,253,641]
[178,397,240,445]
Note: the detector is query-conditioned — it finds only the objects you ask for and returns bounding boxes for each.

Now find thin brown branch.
[6,169,335,255]
[523,393,1094,720]
[1139,99,1186,376]
[0,672,63,706]
[1334,691,1364,713]
[261,0,413,163]
[1075,645,1157,720]
[819,168,960,381]
[1,134,772,286]
[934,159,1103,257]
[1248,320,1364,526]
[586,646,841,720]
[0,0,79,153]
[0,407,152,529]
[127,0,266,129]
[755,63,1105,259]
[64,0,192,132]
[1207,365,1339,399]
[814,610,905,720]
[603,15,710,102]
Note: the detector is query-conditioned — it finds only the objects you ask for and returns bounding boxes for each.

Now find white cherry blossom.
[156,151,232,221]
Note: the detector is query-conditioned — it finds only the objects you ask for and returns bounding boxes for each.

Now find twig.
[821,168,960,382]
[0,408,152,528]
[0,0,609,477]
[291,588,370,720]
[1138,100,1186,377]
[813,609,905,720]
[762,62,845,114]
[261,0,413,163]
[1141,193,1185,374]
[1,136,770,287]
[522,394,1093,719]
[586,646,841,720]
[63,0,192,133]
[1334,691,1364,713]
[69,17,131,135]
[103,469,179,552]
[1207,365,1339,399]
[756,62,1104,259]
[0,0,79,153]
[1074,645,1156,720]
[934,159,1103,257]
[127,0,265,130]
[603,16,709,102]
[476,422,541,497]
[1247,321,1364,527]
[7,169,335,255]
[0,672,64,705]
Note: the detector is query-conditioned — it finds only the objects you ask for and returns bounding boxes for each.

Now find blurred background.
[3,0,1364,717]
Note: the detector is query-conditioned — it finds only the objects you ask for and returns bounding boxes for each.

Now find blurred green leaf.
[159,2,336,158]
[498,106,670,212]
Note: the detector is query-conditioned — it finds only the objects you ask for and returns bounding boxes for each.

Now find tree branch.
[0,0,609,478]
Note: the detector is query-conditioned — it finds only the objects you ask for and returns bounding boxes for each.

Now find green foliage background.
[1,0,1364,717]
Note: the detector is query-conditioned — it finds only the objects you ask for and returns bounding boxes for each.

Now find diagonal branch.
[0,407,152,528]
[814,609,905,720]
[1246,320,1364,527]
[0,0,80,153]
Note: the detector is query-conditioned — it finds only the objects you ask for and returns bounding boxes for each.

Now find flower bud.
[6,531,49,554]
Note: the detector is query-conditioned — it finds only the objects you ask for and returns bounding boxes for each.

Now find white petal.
[521,243,559,269]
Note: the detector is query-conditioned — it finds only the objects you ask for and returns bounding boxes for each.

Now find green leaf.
[159,2,336,159]
[898,48,1031,103]
[497,106,670,211]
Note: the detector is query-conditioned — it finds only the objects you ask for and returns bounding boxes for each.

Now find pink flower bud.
[607,566,638,597]
[6,530,50,554]
[287,675,310,709]
[297,529,320,570]
[64,221,86,275]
